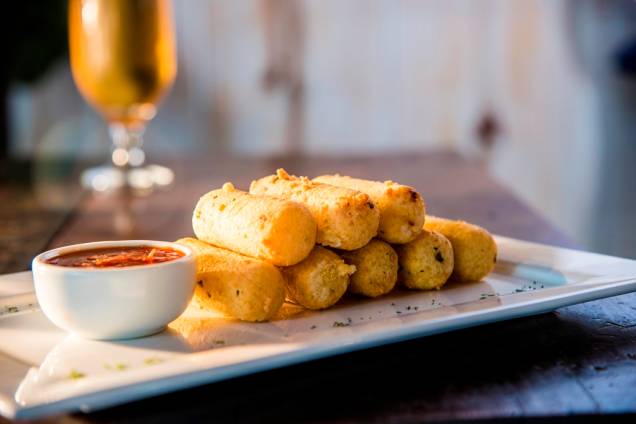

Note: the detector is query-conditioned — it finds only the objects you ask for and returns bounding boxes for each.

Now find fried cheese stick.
[424,216,497,282]
[395,229,454,290]
[192,183,316,266]
[314,174,425,244]
[280,246,356,310]
[177,238,285,322]
[250,169,380,250]
[340,239,398,297]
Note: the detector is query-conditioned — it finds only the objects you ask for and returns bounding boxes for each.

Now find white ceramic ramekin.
[32,240,196,340]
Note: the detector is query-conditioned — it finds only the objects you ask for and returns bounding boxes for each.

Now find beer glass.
[68,0,177,190]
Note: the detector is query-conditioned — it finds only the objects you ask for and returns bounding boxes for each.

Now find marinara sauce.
[44,246,184,268]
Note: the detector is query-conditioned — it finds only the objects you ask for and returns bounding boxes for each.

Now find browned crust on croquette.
[395,229,454,290]
[176,238,286,321]
[424,216,497,282]
[340,239,398,297]
[192,183,316,266]
[280,246,356,310]
[313,174,425,244]
[250,169,380,250]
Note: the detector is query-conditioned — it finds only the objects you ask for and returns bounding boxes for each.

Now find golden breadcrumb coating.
[424,216,497,282]
[280,245,356,310]
[192,182,316,266]
[250,169,380,250]
[395,229,454,290]
[340,239,398,297]
[314,174,425,244]
[177,238,285,322]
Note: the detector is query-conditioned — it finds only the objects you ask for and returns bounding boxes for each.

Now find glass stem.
[109,123,146,170]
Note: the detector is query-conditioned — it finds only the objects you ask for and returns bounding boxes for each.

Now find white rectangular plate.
[2,236,636,420]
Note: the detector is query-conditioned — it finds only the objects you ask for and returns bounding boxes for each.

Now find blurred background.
[2,0,635,258]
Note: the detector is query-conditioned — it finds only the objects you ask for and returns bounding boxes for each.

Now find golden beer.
[69,0,177,126]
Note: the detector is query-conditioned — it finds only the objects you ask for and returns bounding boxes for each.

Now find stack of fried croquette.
[177,169,497,322]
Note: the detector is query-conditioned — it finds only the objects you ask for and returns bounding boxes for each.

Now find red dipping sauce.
[44,246,185,268]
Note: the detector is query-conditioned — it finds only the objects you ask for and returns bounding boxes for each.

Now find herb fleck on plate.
[69,369,85,380]
[2,305,20,315]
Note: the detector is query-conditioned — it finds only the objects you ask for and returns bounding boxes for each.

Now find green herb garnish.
[144,357,162,366]
[69,369,85,380]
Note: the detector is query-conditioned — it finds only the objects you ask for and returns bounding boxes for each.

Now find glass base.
[80,165,174,192]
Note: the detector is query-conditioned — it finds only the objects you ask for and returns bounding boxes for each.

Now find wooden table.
[3,152,636,423]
